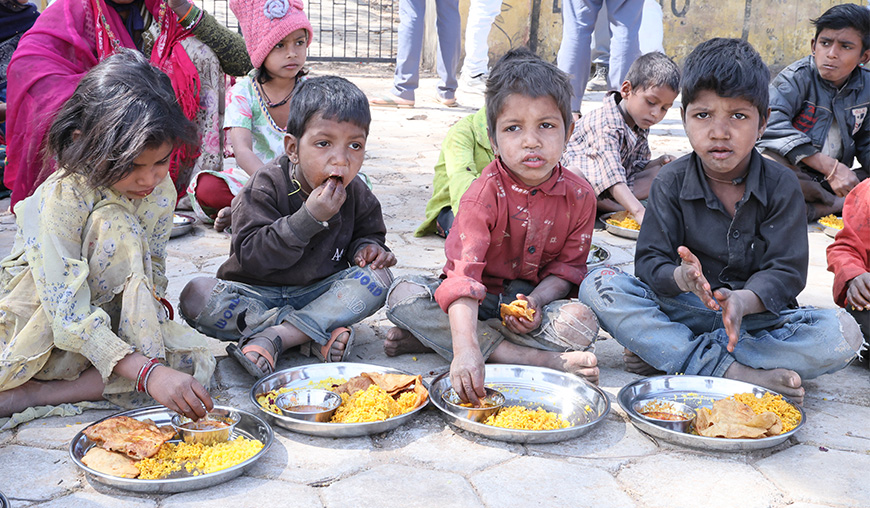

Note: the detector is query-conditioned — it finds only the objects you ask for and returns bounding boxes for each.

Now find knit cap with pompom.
[229,0,313,68]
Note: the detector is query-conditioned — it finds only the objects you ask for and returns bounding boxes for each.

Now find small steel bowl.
[171,213,195,238]
[633,400,696,433]
[171,408,240,445]
[275,389,342,422]
[441,387,506,423]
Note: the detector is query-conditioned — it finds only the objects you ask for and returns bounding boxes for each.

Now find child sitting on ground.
[180,76,395,379]
[385,48,599,405]
[580,38,863,405]
[562,51,680,225]
[415,106,492,238]
[0,50,216,420]
[187,0,313,231]
[756,3,870,221]
[827,178,870,367]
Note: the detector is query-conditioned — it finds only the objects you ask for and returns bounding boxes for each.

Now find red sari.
[5,0,201,207]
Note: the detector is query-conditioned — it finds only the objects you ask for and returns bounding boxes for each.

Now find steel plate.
[430,364,610,443]
[602,211,640,240]
[817,220,841,239]
[0,490,7,508]
[250,362,429,437]
[171,213,195,238]
[69,405,273,493]
[617,375,805,451]
[587,244,610,267]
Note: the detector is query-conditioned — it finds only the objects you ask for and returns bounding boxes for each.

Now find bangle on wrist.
[136,357,162,393]
[179,5,202,30]
[143,364,161,397]
[825,162,838,181]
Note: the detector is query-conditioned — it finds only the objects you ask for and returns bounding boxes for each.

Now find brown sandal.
[312,327,356,363]
[226,334,283,379]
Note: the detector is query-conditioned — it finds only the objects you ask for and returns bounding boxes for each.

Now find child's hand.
[502,294,542,334]
[450,347,487,406]
[649,154,675,168]
[306,177,347,222]
[847,273,870,310]
[354,244,397,269]
[673,246,719,311]
[147,366,214,420]
[829,162,860,197]
[713,288,745,352]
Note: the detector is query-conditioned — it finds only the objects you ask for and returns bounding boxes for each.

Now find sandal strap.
[239,334,283,369]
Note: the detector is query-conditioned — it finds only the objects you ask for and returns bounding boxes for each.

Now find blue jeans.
[392,0,461,101]
[578,267,856,379]
[186,266,391,345]
[386,275,597,361]
[557,0,643,110]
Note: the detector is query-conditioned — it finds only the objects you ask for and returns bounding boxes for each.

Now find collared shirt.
[434,158,596,313]
[561,92,651,196]
[636,150,808,315]
[827,178,870,307]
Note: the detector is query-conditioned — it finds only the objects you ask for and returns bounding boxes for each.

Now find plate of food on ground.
[587,243,610,267]
[818,214,843,238]
[602,211,640,240]
[617,375,804,451]
[251,362,429,437]
[69,405,273,493]
[171,213,196,238]
[429,364,610,444]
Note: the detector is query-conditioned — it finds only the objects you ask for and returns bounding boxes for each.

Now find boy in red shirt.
[385,48,599,404]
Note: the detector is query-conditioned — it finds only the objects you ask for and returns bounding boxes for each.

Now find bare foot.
[623,348,664,376]
[383,327,432,357]
[214,206,232,232]
[0,380,42,417]
[549,351,599,385]
[724,362,805,404]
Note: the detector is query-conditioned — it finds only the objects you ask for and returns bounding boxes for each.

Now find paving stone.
[471,455,634,507]
[529,411,658,459]
[249,431,375,485]
[17,412,114,450]
[34,492,157,508]
[617,453,784,508]
[795,398,870,452]
[321,463,481,508]
[756,445,870,505]
[803,364,870,407]
[0,445,79,501]
[163,477,321,507]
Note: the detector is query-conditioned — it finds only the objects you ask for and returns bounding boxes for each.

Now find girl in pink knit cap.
[187,0,313,231]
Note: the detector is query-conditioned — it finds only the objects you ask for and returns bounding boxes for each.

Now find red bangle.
[136,357,161,393]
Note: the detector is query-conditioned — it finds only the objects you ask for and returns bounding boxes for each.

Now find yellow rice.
[819,214,844,230]
[135,436,263,479]
[484,405,570,430]
[727,392,802,433]
[256,377,347,415]
[331,384,418,423]
[607,215,641,231]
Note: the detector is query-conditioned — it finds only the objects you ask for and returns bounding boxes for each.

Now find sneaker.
[586,64,609,92]
[460,73,487,95]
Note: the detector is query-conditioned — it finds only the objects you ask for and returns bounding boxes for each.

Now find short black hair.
[681,38,770,123]
[47,48,197,189]
[811,3,870,52]
[285,75,371,137]
[484,47,573,144]
[624,52,680,93]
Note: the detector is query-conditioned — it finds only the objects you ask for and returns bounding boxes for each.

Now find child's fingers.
[193,382,214,413]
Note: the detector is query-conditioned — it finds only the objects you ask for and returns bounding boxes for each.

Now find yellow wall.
[459,0,855,74]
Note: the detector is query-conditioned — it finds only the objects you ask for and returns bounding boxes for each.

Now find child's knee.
[838,310,864,353]
[552,302,599,349]
[179,277,219,321]
[386,278,430,310]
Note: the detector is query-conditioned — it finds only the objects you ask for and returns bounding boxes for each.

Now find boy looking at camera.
[580,38,863,405]
[385,48,599,405]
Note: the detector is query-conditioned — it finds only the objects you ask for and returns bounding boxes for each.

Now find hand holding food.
[147,366,213,421]
[450,347,487,406]
[306,176,347,222]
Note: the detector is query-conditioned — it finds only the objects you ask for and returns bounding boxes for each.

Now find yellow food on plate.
[726,392,801,433]
[606,214,641,231]
[484,405,570,430]
[499,299,535,322]
[135,436,264,479]
[694,391,800,439]
[819,214,844,230]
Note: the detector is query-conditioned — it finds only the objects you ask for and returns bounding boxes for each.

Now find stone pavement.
[0,67,868,508]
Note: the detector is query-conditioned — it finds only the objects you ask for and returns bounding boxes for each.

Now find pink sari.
[4,0,201,207]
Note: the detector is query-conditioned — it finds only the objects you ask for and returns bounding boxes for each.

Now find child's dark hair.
[285,75,371,137]
[624,52,680,93]
[681,38,770,123]
[811,3,870,52]
[484,47,573,144]
[47,49,198,190]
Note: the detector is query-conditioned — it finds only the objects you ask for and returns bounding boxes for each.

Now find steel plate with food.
[587,243,610,267]
[818,214,843,238]
[602,211,640,240]
[617,375,805,451]
[250,363,429,437]
[430,364,609,444]
[69,405,273,493]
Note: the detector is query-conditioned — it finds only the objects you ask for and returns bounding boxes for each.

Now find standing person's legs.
[557,0,603,111]
[460,0,502,79]
[392,0,427,101]
[639,0,664,54]
[586,6,611,92]
[605,0,643,89]
[434,0,462,102]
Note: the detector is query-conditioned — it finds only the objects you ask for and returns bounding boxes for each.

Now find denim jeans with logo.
[579,267,856,379]
[187,266,391,345]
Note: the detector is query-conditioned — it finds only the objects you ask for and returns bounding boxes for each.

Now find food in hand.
[83,415,176,460]
[819,214,844,230]
[499,299,535,322]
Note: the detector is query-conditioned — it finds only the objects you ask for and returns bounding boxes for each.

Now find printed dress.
[0,172,215,407]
